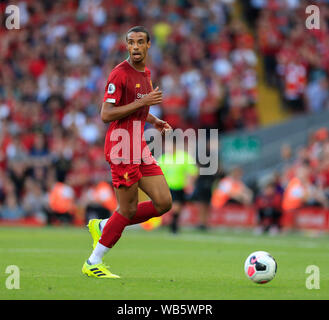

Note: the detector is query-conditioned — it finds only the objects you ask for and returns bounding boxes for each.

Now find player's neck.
[127,57,146,72]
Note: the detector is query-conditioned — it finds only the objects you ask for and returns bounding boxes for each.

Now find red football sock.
[99,211,130,248]
[129,201,161,225]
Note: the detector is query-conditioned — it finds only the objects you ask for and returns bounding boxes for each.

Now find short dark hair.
[126,26,150,43]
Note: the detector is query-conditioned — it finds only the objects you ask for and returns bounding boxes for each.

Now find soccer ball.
[244,251,277,284]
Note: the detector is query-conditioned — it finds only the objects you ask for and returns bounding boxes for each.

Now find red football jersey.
[103,60,153,164]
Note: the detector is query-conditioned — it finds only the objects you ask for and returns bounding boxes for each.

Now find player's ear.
[147,40,151,49]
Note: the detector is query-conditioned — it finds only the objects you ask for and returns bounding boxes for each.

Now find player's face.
[126,32,150,64]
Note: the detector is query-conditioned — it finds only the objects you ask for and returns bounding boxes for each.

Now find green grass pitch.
[0,226,328,300]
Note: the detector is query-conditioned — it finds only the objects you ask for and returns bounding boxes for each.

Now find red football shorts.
[110,160,163,189]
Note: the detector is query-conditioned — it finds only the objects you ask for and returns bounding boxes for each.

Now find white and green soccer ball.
[244,251,277,284]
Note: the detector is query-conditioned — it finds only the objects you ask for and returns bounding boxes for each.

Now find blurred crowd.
[242,0,329,113]
[0,0,260,223]
[211,126,329,234]
[0,0,328,229]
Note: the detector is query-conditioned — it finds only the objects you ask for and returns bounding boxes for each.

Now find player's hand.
[140,86,162,107]
[153,119,172,135]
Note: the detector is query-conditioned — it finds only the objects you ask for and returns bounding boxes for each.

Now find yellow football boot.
[82,261,120,279]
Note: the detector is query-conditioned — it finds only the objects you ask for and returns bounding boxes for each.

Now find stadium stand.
[0,0,328,232]
[245,0,329,114]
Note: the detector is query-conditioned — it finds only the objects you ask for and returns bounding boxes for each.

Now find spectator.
[22,178,47,222]
[255,182,282,235]
[29,132,51,168]
[47,179,76,225]
[78,116,100,144]
[211,167,253,209]
[0,192,24,220]
[305,76,329,113]
[282,164,328,213]
[161,67,188,129]
[7,159,28,200]
[81,180,117,224]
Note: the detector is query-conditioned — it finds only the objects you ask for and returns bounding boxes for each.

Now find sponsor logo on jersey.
[136,92,148,99]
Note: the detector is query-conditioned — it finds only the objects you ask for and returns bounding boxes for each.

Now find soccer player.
[82,26,173,279]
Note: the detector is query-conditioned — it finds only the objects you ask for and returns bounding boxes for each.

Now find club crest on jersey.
[123,172,129,181]
[108,83,116,94]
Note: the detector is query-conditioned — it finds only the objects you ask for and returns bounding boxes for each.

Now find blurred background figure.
[190,139,222,231]
[255,182,282,235]
[82,180,117,224]
[22,178,48,223]
[283,164,329,212]
[46,178,76,225]
[211,167,253,209]
[0,192,24,221]
[282,164,329,229]
[158,139,198,234]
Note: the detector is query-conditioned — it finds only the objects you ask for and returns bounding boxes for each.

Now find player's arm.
[101,100,144,123]
[146,113,172,134]
[146,112,158,125]
[101,87,163,123]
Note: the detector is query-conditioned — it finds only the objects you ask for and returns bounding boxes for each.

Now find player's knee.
[119,205,137,220]
[155,196,172,215]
